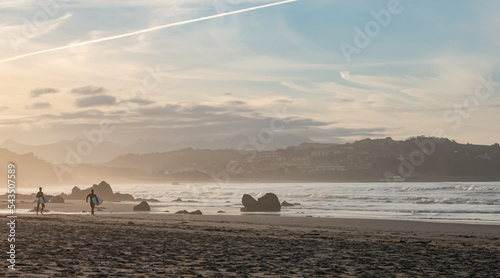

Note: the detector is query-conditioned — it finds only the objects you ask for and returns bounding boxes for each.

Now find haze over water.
[15,182,500,225]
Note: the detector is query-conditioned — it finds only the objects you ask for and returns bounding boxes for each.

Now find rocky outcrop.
[50,196,65,203]
[94,181,114,197]
[133,201,150,211]
[175,210,202,215]
[241,193,281,212]
[67,181,136,202]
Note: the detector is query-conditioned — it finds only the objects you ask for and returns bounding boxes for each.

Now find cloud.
[227,100,246,106]
[59,109,107,119]
[138,104,182,117]
[25,102,51,110]
[135,103,331,135]
[30,88,59,98]
[126,98,155,106]
[0,0,298,64]
[272,99,293,104]
[325,98,354,103]
[303,127,390,143]
[75,95,116,107]
[71,86,106,95]
[280,81,315,93]
[328,127,388,137]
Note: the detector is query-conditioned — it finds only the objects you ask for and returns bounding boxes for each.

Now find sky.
[1,0,499,146]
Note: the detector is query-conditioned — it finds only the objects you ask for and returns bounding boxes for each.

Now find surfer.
[36,187,46,215]
[86,189,98,216]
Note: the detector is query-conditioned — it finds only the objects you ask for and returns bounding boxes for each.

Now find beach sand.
[2,203,499,277]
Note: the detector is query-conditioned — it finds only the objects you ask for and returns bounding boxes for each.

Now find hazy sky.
[1,0,499,146]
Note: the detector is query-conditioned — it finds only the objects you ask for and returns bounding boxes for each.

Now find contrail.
[0,0,297,64]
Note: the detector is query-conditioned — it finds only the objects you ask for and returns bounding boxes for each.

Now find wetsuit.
[36,191,45,215]
[86,193,98,215]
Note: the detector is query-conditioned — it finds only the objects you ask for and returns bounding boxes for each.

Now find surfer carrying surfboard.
[36,187,46,215]
[85,189,99,216]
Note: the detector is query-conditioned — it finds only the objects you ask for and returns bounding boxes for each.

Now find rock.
[189,210,202,215]
[93,181,114,199]
[175,210,189,214]
[113,192,135,202]
[133,201,150,211]
[241,194,259,210]
[241,193,281,212]
[173,198,183,202]
[59,193,69,200]
[282,201,298,207]
[217,211,226,213]
[70,186,84,199]
[68,181,139,202]
[50,196,65,203]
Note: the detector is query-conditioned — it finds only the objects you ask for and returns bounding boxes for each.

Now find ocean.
[115,181,500,225]
[14,182,500,225]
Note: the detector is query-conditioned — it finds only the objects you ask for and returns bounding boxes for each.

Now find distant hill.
[0,139,127,164]
[0,134,311,164]
[103,137,500,182]
[3,137,499,185]
[0,148,72,186]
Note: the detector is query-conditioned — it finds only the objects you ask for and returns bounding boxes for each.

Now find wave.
[401,184,500,192]
[404,197,500,205]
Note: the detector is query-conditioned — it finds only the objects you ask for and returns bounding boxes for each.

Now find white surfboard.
[92,197,104,205]
[39,195,52,204]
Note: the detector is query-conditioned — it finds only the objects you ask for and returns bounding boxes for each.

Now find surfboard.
[92,197,104,205]
[39,195,52,204]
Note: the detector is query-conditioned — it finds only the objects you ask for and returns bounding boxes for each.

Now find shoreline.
[12,179,500,190]
[4,210,500,227]
[3,198,500,226]
[2,213,499,277]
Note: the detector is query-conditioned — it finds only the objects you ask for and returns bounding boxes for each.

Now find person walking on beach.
[86,189,98,216]
[36,187,46,215]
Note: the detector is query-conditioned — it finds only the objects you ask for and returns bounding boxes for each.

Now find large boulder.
[68,181,125,201]
[93,181,114,200]
[242,194,259,211]
[241,193,281,212]
[133,201,150,211]
[70,186,85,199]
[50,195,65,203]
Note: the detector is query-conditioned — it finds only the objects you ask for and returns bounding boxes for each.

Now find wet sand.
[2,210,499,277]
